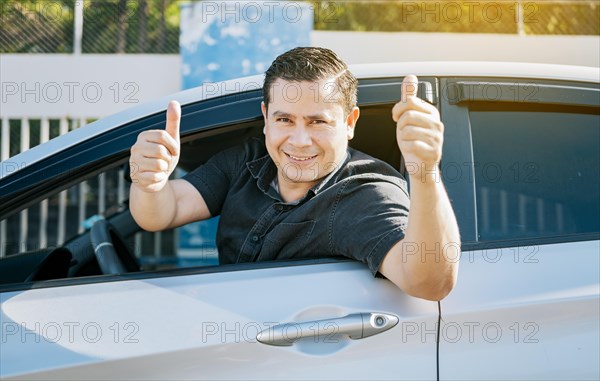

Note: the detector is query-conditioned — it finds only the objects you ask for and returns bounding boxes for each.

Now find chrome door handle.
[256,312,399,346]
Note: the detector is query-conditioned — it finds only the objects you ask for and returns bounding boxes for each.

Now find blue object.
[177,1,313,267]
[180,1,313,86]
[82,214,104,230]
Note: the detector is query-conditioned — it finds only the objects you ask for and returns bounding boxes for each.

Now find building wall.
[2,32,598,120]
[314,32,600,67]
[1,54,182,119]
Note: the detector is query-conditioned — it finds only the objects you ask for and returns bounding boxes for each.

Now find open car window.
[0,96,412,288]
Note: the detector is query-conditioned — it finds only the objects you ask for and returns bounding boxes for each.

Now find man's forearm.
[381,169,460,301]
[130,181,178,232]
[401,170,460,299]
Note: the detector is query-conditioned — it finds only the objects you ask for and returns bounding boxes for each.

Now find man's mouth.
[285,152,317,162]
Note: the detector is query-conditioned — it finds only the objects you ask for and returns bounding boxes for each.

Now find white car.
[1,62,599,380]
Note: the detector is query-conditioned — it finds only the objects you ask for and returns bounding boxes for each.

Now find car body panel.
[443,240,600,380]
[2,261,438,380]
[2,241,598,379]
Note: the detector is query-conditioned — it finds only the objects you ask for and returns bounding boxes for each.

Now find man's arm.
[129,101,211,231]
[379,75,460,301]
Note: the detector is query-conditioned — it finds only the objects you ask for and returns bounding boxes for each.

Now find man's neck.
[276,173,318,203]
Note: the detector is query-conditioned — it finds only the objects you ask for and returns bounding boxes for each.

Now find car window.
[0,162,184,271]
[0,87,423,285]
[469,102,600,242]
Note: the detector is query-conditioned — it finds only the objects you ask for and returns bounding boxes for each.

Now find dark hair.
[263,47,358,116]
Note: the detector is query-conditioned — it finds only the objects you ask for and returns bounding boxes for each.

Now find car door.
[1,77,444,380]
[439,75,600,379]
[1,259,441,380]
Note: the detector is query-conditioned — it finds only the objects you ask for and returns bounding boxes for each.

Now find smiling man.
[129,47,460,301]
[261,75,358,203]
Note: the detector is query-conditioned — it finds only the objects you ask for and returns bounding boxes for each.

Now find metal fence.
[1,1,598,54]
[0,117,175,266]
[0,0,180,53]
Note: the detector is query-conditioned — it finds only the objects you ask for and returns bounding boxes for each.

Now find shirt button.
[275,204,283,211]
[252,235,259,242]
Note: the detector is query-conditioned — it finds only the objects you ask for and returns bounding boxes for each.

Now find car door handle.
[256,312,399,346]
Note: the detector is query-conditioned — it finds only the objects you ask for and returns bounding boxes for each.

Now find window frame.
[440,76,600,250]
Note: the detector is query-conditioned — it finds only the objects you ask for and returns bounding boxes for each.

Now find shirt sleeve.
[329,175,410,276]
[181,143,248,217]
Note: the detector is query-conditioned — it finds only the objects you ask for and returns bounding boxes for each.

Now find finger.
[165,100,181,143]
[135,157,170,172]
[402,74,418,101]
[139,142,172,161]
[398,125,443,148]
[398,140,439,160]
[392,96,439,122]
[396,110,444,134]
[143,130,179,157]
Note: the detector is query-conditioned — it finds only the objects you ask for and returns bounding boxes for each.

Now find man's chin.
[279,174,324,186]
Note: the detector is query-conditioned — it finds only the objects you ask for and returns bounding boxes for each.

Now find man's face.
[262,78,359,188]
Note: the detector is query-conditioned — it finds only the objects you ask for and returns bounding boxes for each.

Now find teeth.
[288,154,314,161]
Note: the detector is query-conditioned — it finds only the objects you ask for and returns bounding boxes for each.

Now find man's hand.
[392,75,443,181]
[130,101,181,193]
[381,75,460,301]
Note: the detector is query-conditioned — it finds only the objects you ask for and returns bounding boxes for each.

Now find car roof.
[351,61,600,83]
[2,61,598,180]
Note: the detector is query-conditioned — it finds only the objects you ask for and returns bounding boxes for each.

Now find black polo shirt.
[182,138,410,275]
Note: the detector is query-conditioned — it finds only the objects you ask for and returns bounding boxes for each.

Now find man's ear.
[261,101,268,135]
[346,106,360,140]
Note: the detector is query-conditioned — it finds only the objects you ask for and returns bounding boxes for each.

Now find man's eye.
[312,120,326,124]
[277,118,291,123]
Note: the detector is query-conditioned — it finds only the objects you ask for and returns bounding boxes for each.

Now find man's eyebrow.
[271,111,293,118]
[305,113,331,120]
[271,111,333,120]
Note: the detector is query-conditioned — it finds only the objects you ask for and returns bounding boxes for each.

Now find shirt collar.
[309,151,351,195]
[246,154,278,199]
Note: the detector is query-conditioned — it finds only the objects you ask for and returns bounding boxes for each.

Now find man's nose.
[288,124,312,147]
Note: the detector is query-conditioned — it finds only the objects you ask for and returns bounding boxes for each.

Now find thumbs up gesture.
[392,75,444,182]
[129,101,181,193]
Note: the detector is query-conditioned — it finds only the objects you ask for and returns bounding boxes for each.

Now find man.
[129,47,460,301]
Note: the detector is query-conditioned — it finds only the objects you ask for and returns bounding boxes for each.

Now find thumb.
[402,74,418,101]
[165,100,181,142]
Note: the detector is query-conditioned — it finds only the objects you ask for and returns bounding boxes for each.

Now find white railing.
[0,117,171,262]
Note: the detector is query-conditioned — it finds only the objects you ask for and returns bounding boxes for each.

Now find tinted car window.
[469,103,600,241]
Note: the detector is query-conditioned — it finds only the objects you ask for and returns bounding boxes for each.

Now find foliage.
[0,0,598,54]
[313,1,599,35]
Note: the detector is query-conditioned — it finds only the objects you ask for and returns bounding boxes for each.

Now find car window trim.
[449,81,600,106]
[461,232,600,252]
[0,257,357,293]
[440,78,478,243]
